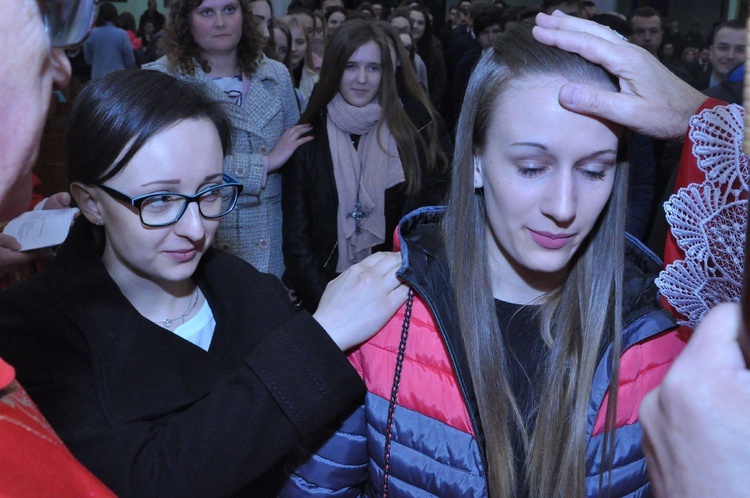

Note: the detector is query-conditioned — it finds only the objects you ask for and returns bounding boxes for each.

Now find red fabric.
[0,357,115,497]
[349,295,475,436]
[661,98,729,317]
[592,327,688,436]
[126,30,143,50]
[28,174,45,209]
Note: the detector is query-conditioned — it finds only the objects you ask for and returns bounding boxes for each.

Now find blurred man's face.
[478,23,501,50]
[0,0,71,219]
[710,27,746,83]
[630,15,662,55]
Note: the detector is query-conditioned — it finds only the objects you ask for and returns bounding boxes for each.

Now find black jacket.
[282,99,449,311]
[0,218,364,497]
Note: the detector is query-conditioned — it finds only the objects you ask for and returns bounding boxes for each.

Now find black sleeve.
[0,266,364,498]
[281,144,332,311]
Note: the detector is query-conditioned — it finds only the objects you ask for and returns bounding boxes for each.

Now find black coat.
[282,100,449,311]
[0,218,364,497]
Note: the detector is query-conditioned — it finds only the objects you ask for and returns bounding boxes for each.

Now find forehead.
[713,27,746,46]
[631,15,661,29]
[250,0,271,15]
[488,75,618,138]
[349,40,381,61]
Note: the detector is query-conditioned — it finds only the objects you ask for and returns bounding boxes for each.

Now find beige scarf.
[327,93,404,272]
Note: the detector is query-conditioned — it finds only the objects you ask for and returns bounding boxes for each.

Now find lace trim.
[655,104,749,328]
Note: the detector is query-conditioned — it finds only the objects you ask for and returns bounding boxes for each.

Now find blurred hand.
[640,303,750,497]
[42,191,72,210]
[314,251,409,351]
[0,232,35,277]
[266,123,314,173]
[532,11,707,141]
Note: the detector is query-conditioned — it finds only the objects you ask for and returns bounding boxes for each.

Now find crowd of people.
[1,0,749,496]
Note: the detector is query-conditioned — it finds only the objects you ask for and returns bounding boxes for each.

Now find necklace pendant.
[163,318,172,327]
[349,201,370,235]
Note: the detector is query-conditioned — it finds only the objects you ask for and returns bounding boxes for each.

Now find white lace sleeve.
[655,104,749,328]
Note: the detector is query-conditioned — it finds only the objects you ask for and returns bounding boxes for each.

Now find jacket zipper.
[398,273,490,482]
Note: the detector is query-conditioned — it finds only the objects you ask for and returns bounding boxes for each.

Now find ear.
[49,48,72,91]
[473,155,484,189]
[70,183,103,225]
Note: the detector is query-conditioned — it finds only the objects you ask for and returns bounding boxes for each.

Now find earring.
[95,221,103,226]
[473,157,483,190]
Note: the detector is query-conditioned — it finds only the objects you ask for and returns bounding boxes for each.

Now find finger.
[295,135,315,146]
[0,234,21,251]
[535,11,630,45]
[558,82,639,127]
[675,302,746,370]
[532,25,632,70]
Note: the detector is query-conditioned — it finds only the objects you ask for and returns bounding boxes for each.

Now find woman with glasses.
[0,69,407,496]
[144,0,311,279]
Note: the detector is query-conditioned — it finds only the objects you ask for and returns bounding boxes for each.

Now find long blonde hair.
[443,22,627,497]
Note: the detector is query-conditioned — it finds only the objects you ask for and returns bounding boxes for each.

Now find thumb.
[558,82,634,125]
[677,302,747,371]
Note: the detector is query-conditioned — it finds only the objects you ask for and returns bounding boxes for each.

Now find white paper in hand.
[2,208,79,251]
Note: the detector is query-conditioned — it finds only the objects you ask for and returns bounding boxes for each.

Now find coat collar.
[148,55,283,136]
[46,218,259,425]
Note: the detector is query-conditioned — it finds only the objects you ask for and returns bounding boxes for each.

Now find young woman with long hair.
[281,21,685,497]
[408,4,446,109]
[0,69,407,496]
[144,0,312,278]
[282,18,448,312]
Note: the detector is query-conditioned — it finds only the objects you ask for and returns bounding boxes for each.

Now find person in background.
[145,0,311,278]
[409,5,446,109]
[325,6,347,33]
[0,0,112,494]
[139,0,166,38]
[706,20,746,89]
[84,2,136,78]
[119,12,143,52]
[628,6,662,57]
[285,15,314,110]
[249,0,273,48]
[282,19,447,312]
[540,0,582,16]
[269,18,293,68]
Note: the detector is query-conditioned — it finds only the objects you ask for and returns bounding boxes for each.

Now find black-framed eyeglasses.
[39,0,98,48]
[98,174,244,228]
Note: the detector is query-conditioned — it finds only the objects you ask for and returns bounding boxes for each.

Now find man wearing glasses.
[0,0,112,494]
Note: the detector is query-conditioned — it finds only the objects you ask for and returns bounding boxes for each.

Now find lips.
[166,249,199,262]
[528,229,575,250]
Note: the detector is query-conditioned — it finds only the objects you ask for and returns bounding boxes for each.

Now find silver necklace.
[347,135,370,234]
[159,288,200,328]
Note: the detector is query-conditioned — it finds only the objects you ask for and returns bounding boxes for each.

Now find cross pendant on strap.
[348,201,370,234]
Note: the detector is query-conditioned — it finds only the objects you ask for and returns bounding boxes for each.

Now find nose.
[542,171,576,225]
[356,66,367,83]
[259,22,270,41]
[174,201,207,240]
[214,13,227,27]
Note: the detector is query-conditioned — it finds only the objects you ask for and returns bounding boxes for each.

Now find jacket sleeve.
[278,403,368,497]
[0,267,365,498]
[282,143,332,310]
[121,31,136,68]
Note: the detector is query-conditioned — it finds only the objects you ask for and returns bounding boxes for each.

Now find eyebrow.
[140,173,223,188]
[510,142,617,158]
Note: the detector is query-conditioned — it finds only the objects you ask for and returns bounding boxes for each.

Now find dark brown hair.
[165,0,264,77]
[300,19,429,193]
